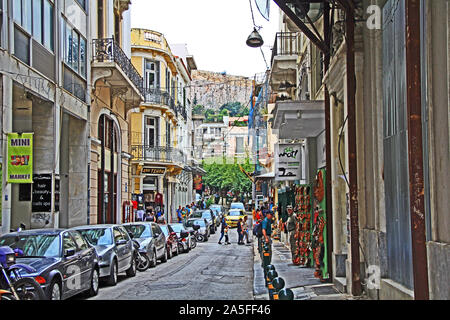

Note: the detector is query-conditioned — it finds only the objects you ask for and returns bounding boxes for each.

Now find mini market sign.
[7,133,34,183]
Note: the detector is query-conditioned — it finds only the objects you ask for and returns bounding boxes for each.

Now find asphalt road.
[85,225,255,300]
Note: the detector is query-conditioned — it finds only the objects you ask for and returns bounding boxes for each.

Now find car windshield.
[123,225,151,239]
[202,212,212,219]
[0,234,61,258]
[228,210,242,217]
[186,219,205,227]
[170,224,184,233]
[191,211,204,218]
[78,228,113,246]
[230,203,244,210]
[159,225,169,236]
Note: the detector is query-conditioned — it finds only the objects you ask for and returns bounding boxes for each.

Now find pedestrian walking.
[242,216,250,244]
[237,218,244,245]
[286,205,298,262]
[218,216,230,245]
[259,211,274,265]
[224,225,230,245]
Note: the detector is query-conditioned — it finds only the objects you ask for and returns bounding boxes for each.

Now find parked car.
[225,209,246,228]
[169,223,193,252]
[122,222,168,268]
[189,210,216,234]
[0,229,100,300]
[210,205,224,225]
[184,218,210,242]
[159,225,179,258]
[72,225,136,287]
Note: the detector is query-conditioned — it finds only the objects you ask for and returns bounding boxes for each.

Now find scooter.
[0,246,45,300]
[130,238,150,272]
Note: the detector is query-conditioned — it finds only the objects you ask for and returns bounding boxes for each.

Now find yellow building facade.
[129,28,191,221]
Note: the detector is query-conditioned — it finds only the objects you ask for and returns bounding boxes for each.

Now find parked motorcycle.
[191,224,204,242]
[131,239,150,272]
[0,246,45,300]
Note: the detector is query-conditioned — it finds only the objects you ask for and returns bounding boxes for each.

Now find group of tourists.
[175,201,205,223]
[135,204,165,224]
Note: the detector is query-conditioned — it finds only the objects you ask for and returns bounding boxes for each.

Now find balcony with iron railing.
[130,145,187,165]
[271,32,301,64]
[92,38,144,98]
[270,32,301,94]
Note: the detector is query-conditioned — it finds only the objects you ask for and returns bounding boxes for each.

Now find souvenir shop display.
[293,185,313,266]
[311,169,329,281]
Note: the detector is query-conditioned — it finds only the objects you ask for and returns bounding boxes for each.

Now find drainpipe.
[323,1,333,283]
[404,0,429,300]
[345,6,362,297]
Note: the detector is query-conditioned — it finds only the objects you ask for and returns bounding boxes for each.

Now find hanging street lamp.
[246,28,264,48]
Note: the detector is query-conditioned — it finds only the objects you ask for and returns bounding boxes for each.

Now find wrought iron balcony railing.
[131,145,187,164]
[142,88,179,114]
[271,32,301,65]
[93,38,144,94]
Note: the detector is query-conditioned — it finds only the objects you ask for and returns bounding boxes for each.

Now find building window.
[236,137,244,154]
[62,19,86,78]
[62,18,87,101]
[166,121,171,147]
[13,0,54,52]
[75,0,87,11]
[145,116,159,147]
[144,59,160,89]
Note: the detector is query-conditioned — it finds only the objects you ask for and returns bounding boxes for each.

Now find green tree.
[193,105,205,115]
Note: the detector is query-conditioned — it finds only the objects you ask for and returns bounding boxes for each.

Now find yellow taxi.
[225,209,246,228]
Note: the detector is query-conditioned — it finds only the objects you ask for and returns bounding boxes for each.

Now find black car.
[0,229,100,300]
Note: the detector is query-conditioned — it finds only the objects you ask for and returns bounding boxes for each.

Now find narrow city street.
[85,227,254,300]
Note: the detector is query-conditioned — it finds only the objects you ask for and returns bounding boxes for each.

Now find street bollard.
[262,243,271,271]
[271,277,285,300]
[266,270,278,300]
[278,288,295,300]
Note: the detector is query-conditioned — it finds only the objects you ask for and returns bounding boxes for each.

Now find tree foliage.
[202,158,254,195]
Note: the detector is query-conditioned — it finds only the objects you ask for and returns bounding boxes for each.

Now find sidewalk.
[253,237,354,300]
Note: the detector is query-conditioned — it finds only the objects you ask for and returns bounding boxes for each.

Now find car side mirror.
[127,232,134,239]
[116,239,127,246]
[64,249,76,257]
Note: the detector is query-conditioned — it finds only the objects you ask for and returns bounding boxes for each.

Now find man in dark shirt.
[259,211,273,265]
[237,218,244,245]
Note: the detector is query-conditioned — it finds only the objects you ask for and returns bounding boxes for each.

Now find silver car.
[122,222,168,267]
[72,225,137,286]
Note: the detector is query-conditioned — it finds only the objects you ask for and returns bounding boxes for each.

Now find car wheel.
[160,247,168,263]
[87,268,100,297]
[106,260,118,286]
[149,250,157,268]
[126,254,137,277]
[48,279,62,300]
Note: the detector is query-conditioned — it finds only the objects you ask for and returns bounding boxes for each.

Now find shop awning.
[271,100,325,139]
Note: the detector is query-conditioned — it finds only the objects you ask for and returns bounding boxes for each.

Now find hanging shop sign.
[275,143,302,181]
[194,175,203,191]
[7,133,33,183]
[142,167,166,175]
[32,174,52,213]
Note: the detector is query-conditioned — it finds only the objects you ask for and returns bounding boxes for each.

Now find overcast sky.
[130,0,280,78]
